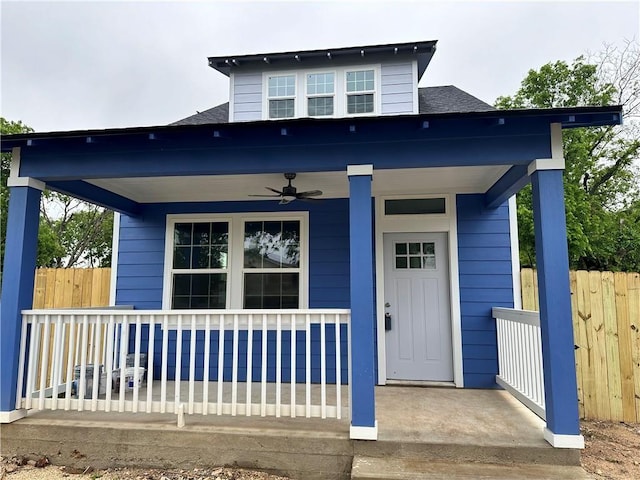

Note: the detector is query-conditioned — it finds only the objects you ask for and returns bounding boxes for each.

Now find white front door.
[384,232,453,381]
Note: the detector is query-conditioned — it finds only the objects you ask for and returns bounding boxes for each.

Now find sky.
[1,0,639,133]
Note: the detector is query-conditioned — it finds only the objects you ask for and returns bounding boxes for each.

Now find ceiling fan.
[249,173,322,204]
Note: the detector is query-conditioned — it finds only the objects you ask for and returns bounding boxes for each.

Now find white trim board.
[109,212,121,306]
[508,196,522,310]
[374,193,464,388]
[350,421,378,440]
[0,409,27,424]
[543,428,585,449]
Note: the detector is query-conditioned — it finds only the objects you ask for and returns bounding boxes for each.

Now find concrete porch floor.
[0,386,584,479]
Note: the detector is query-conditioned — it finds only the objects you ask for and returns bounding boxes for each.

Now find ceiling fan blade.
[279,197,295,205]
[248,194,282,197]
[297,190,323,198]
[265,187,283,194]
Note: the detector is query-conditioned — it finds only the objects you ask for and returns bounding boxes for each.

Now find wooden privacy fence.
[521,268,640,423]
[33,268,111,309]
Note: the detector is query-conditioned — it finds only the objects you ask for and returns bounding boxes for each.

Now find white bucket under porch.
[17,309,350,422]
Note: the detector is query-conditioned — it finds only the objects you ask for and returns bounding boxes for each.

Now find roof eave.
[0,105,623,153]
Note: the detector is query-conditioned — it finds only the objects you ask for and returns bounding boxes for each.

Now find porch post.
[0,147,44,422]
[529,124,583,448]
[347,164,377,440]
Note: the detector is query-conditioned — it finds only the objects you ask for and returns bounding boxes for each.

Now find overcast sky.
[1,0,639,132]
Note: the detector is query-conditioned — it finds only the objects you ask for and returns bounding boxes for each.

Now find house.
[0,40,622,451]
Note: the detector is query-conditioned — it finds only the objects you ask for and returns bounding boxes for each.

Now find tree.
[1,117,113,279]
[495,41,640,271]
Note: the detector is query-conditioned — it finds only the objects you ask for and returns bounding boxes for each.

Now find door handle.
[385,312,392,331]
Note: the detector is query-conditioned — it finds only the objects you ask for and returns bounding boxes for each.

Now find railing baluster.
[91,315,102,411]
[175,314,183,412]
[260,313,267,417]
[217,313,225,415]
[189,314,196,415]
[51,314,64,410]
[335,313,341,419]
[275,313,282,418]
[320,313,327,419]
[203,314,211,415]
[132,314,142,412]
[231,313,239,416]
[105,315,115,412]
[77,314,90,411]
[38,315,52,411]
[25,315,40,410]
[246,314,253,416]
[15,315,29,410]
[161,314,169,414]
[117,315,129,412]
[146,315,155,413]
[64,316,76,411]
[290,313,296,418]
[305,313,311,418]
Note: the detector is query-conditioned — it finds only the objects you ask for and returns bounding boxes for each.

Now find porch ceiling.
[86,165,510,203]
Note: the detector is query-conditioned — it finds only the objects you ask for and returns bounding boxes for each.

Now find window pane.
[395,243,407,255]
[174,223,192,245]
[244,221,300,268]
[243,273,299,309]
[409,257,421,269]
[346,70,374,92]
[308,97,334,116]
[408,243,420,254]
[423,243,435,255]
[268,75,295,97]
[385,198,446,215]
[347,94,374,114]
[192,246,210,269]
[209,245,228,269]
[172,273,226,310]
[395,257,408,269]
[423,256,436,269]
[193,222,210,245]
[307,73,334,95]
[269,99,294,118]
[173,246,191,269]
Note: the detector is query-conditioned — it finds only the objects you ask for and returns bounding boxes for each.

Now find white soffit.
[87,166,510,203]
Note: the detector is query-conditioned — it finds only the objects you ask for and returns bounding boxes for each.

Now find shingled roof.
[171,85,494,126]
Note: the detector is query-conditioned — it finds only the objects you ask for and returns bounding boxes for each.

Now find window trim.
[163,212,309,310]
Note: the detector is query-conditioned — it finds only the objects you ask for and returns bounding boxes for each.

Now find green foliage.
[496,42,640,271]
[1,117,113,276]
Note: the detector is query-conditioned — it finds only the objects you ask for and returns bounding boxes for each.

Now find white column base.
[350,420,378,440]
[543,427,584,449]
[0,409,27,424]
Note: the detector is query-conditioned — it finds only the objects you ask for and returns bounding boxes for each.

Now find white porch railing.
[17,309,350,421]
[492,307,545,420]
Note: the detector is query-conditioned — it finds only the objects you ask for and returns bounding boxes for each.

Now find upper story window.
[306,72,335,117]
[268,75,296,119]
[346,69,375,114]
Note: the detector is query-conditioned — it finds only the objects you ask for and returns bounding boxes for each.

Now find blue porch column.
[347,164,377,440]
[530,152,583,448]
[0,151,44,422]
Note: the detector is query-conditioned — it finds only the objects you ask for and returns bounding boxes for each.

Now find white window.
[268,75,296,119]
[306,72,335,117]
[346,69,375,114]
[164,213,308,310]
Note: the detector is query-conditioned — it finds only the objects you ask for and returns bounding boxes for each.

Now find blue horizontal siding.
[457,194,514,389]
[115,199,352,310]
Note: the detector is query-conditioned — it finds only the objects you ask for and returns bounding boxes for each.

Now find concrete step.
[353,439,581,467]
[351,456,592,480]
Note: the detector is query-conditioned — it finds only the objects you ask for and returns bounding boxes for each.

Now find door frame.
[375,194,463,387]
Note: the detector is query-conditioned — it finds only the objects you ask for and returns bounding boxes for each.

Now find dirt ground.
[2,420,639,479]
[581,420,640,479]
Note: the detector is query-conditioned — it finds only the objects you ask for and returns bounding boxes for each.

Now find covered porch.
[0,106,623,450]
[0,386,585,480]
